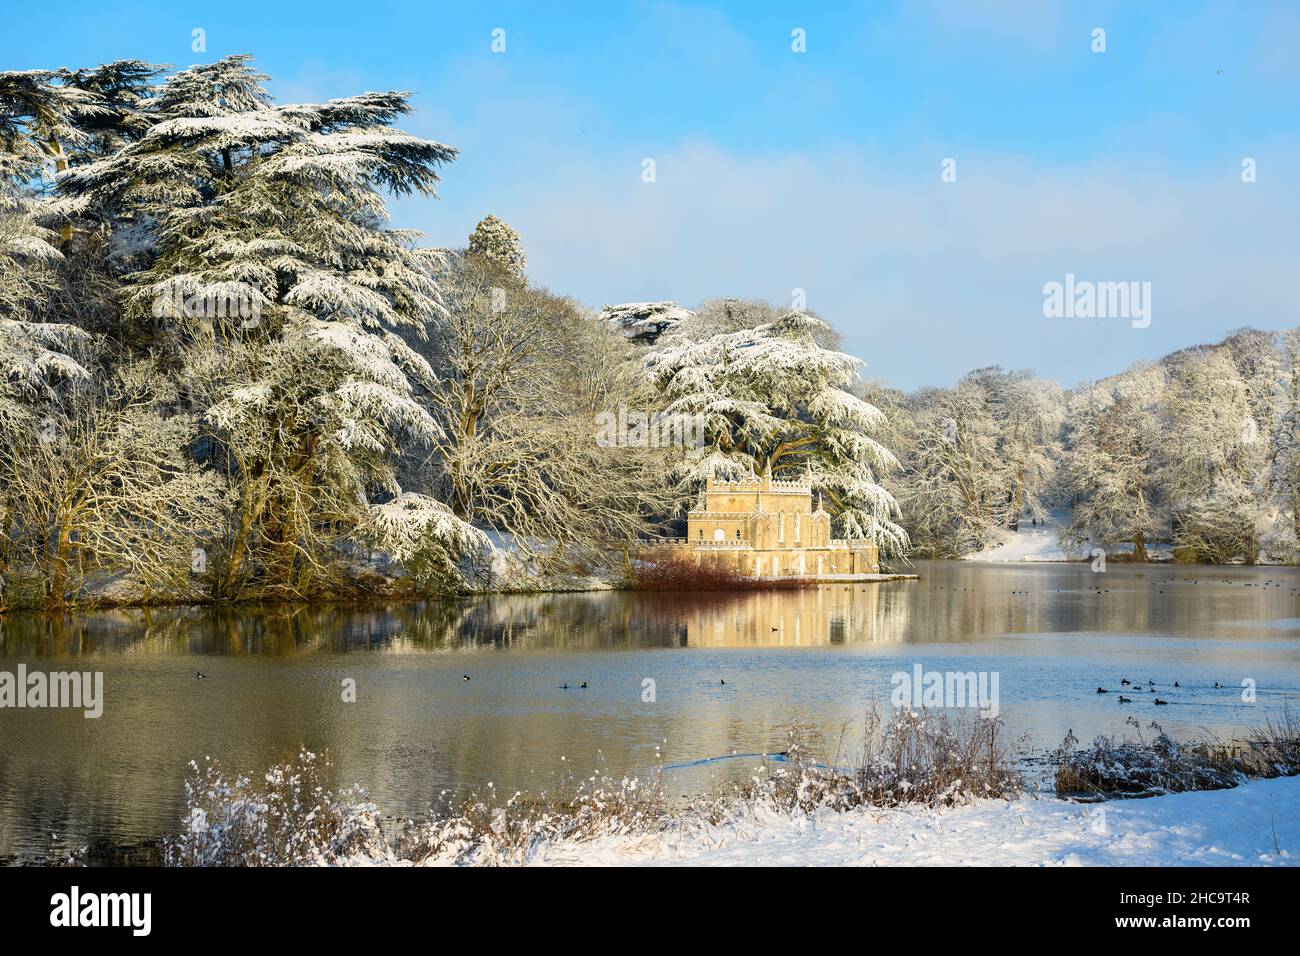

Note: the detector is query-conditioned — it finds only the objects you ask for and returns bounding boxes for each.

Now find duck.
[561,683,569,689]
[1118,696,1132,703]
[1121,678,1131,686]
[1173,681,1180,688]
[462,675,471,682]
[195,671,206,679]
[720,679,726,686]
[1096,687,1109,694]
[580,681,588,689]
[1154,698,1168,705]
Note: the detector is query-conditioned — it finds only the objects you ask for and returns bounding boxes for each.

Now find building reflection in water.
[0,583,917,658]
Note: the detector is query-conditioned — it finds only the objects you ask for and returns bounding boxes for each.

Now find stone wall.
[643,541,880,578]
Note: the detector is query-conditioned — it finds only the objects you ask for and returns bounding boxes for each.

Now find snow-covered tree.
[891,383,1007,556]
[58,56,464,596]
[2,356,225,606]
[1159,348,1267,562]
[0,197,63,321]
[871,367,1063,557]
[0,318,93,598]
[0,68,108,186]
[972,368,1064,530]
[681,298,844,349]
[600,301,694,346]
[1057,371,1167,560]
[52,60,162,158]
[409,254,681,567]
[1268,329,1300,559]
[466,214,525,276]
[357,492,492,591]
[646,311,907,554]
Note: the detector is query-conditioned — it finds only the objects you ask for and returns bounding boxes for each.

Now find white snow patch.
[505,776,1300,867]
[966,509,1071,563]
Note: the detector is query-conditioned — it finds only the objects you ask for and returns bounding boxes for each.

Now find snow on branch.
[601,301,694,345]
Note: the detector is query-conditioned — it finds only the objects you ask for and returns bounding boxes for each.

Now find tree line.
[866,327,1300,564]
[0,56,907,609]
[2,56,1290,612]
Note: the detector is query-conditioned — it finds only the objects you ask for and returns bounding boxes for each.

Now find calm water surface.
[2,560,1299,862]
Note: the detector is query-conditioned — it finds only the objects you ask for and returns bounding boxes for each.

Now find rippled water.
[2,560,1299,862]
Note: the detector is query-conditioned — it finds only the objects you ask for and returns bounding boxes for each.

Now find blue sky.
[6,1,1299,390]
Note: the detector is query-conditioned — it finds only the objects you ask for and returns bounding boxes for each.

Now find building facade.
[641,471,880,578]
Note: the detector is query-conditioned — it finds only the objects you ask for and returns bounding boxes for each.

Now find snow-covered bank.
[515,776,1299,867]
[165,725,1300,868]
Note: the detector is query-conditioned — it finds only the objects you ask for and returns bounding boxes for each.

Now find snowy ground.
[967,522,1066,561]
[965,513,1071,563]
[964,509,1179,564]
[507,777,1299,867]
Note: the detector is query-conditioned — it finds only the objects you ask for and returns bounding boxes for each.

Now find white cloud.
[483,138,1300,389]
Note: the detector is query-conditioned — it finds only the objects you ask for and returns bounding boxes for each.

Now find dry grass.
[623,554,816,591]
[163,751,389,866]
[166,750,676,866]
[1053,709,1300,800]
[163,706,1022,866]
[737,706,1021,815]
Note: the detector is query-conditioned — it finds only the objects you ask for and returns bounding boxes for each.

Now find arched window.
[736,529,742,539]
[777,512,786,543]
[713,528,725,542]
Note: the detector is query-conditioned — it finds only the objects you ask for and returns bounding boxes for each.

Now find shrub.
[164,750,389,866]
[623,553,815,591]
[166,708,1022,866]
[1053,709,1300,800]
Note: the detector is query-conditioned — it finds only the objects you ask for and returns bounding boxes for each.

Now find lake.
[2,560,1298,863]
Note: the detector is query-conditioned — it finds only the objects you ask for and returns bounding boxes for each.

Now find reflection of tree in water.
[389,586,911,649]
[0,750,161,864]
[0,585,919,656]
[397,593,685,650]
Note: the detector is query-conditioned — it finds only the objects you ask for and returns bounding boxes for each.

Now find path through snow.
[965,510,1071,563]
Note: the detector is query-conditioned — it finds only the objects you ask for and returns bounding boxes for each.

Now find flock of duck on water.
[1095,677,1235,706]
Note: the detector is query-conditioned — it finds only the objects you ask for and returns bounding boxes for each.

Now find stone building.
[641,469,880,579]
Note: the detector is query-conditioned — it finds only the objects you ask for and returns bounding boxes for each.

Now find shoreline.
[0,573,922,617]
[12,556,1300,616]
[30,774,1300,868]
